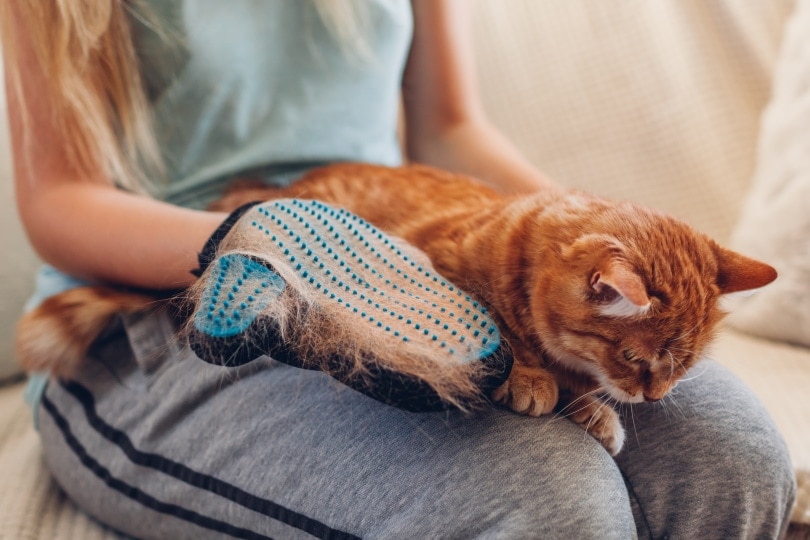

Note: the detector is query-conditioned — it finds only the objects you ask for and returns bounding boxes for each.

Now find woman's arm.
[404,0,557,194]
[5,22,225,291]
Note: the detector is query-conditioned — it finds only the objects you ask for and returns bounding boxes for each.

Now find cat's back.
[298,163,502,220]
[213,163,504,232]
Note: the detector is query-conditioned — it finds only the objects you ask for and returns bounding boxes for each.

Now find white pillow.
[728,0,810,348]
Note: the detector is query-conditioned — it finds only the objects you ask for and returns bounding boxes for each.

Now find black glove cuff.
[191,201,262,278]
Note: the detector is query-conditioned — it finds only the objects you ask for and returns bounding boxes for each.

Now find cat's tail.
[15,287,157,380]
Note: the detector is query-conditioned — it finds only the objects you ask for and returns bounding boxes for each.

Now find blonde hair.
[0,1,162,192]
[1,0,369,194]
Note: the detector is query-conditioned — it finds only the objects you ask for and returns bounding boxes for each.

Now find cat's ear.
[711,242,777,294]
[591,259,651,317]
[563,234,651,317]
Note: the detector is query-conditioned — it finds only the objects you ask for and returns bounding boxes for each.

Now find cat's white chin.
[547,345,603,380]
[580,365,645,403]
[600,384,645,404]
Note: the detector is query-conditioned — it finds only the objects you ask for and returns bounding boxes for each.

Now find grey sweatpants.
[37,311,796,539]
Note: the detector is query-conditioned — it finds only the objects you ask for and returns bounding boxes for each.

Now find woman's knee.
[381,416,637,539]
[709,412,796,538]
[617,361,796,538]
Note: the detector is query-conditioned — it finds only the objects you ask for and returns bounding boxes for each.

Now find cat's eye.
[623,350,640,362]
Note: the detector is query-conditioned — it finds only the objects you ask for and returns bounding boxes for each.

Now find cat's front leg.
[491,362,559,417]
[556,390,625,456]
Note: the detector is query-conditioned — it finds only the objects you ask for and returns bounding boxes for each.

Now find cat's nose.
[643,394,661,403]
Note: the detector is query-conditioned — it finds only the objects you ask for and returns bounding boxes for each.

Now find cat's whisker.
[559,398,603,422]
[670,328,696,343]
[657,394,672,420]
[555,399,601,422]
[667,346,700,356]
[584,396,612,435]
[584,402,602,434]
[627,402,641,448]
[660,393,674,420]
[663,348,694,394]
[664,349,675,379]
[615,399,634,445]
[667,349,694,370]
[665,390,686,419]
[676,363,709,383]
[669,315,711,347]
[553,388,602,419]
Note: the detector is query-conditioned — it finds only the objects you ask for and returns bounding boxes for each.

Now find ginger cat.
[17,163,777,455]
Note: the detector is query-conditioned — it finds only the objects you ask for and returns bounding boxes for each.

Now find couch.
[1,1,808,537]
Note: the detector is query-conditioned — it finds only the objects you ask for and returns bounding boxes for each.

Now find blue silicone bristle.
[195,253,285,338]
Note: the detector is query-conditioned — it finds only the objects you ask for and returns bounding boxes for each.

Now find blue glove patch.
[194,253,285,338]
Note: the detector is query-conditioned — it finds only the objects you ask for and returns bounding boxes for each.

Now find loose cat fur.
[16,163,777,455]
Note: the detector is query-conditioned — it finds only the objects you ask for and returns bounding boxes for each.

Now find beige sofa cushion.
[0,60,39,382]
[0,382,121,539]
[469,0,792,243]
[728,0,810,348]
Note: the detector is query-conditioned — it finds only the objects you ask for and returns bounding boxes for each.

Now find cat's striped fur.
[17,163,777,454]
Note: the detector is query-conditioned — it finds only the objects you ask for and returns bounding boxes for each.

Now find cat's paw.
[559,394,625,455]
[491,364,559,417]
[584,404,625,456]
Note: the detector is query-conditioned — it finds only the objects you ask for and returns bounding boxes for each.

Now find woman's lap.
[616,360,795,538]
[37,312,794,539]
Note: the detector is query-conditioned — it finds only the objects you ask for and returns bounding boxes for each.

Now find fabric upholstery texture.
[0,383,119,540]
[468,0,790,243]
[0,65,39,382]
[0,0,807,532]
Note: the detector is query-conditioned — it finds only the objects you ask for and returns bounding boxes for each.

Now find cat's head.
[533,207,776,404]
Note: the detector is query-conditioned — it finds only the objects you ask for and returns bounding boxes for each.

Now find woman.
[2,1,795,538]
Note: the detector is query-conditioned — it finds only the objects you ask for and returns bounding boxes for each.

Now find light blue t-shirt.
[26,0,414,424]
[134,0,413,208]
